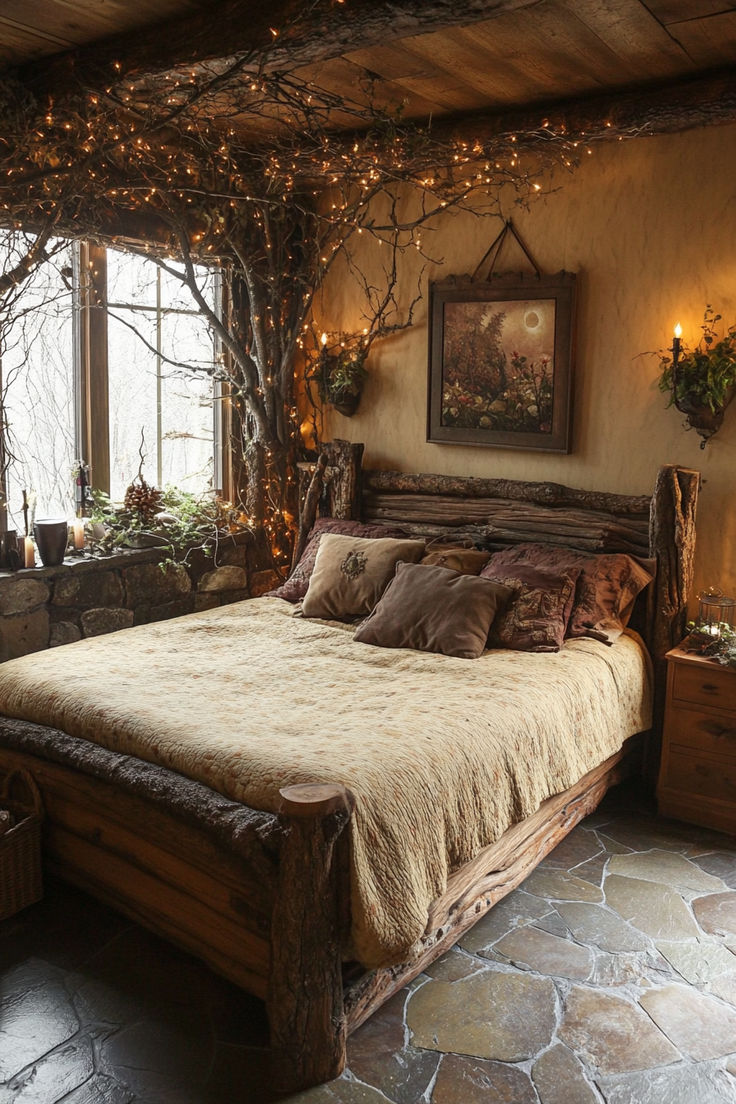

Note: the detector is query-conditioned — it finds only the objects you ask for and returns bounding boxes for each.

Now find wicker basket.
[0,768,43,920]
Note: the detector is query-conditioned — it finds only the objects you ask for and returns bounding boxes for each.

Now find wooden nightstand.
[657,645,736,836]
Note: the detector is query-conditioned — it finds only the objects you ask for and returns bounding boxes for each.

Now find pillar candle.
[72,518,85,550]
[23,536,35,569]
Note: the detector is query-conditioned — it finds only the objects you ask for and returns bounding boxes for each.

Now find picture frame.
[427,272,576,453]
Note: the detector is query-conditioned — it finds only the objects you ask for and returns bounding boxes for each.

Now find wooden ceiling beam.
[17,0,541,91]
[432,65,736,147]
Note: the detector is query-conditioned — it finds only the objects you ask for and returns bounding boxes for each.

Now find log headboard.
[296,440,700,670]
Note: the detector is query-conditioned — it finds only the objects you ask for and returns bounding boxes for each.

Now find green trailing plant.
[87,486,246,566]
[658,307,736,445]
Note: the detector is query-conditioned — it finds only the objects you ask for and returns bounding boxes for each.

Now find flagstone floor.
[1,782,735,1104]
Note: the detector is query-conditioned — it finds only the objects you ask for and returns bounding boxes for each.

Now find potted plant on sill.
[659,306,736,447]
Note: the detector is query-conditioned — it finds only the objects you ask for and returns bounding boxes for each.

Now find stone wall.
[0,531,280,662]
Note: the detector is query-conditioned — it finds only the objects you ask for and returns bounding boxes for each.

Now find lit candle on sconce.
[673,322,682,365]
[23,536,35,569]
[72,518,85,550]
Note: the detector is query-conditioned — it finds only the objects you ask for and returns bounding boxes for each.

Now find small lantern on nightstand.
[697,587,736,638]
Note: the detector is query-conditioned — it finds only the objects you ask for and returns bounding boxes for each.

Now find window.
[0,236,225,533]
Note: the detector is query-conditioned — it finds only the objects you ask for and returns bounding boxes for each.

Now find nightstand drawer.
[666,749,736,805]
[671,661,736,710]
[666,704,736,755]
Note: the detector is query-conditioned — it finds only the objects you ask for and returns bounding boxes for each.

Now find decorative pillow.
[354,561,512,659]
[483,542,654,644]
[301,533,426,620]
[481,561,581,652]
[567,553,655,644]
[421,544,492,575]
[267,518,408,603]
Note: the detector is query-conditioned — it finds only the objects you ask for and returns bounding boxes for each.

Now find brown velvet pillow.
[421,545,492,575]
[301,533,426,620]
[354,561,512,659]
[483,542,654,644]
[481,560,581,652]
[267,518,408,603]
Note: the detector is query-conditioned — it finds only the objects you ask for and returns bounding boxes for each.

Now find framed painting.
[427,272,576,452]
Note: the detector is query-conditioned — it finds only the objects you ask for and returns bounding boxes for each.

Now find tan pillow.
[301,533,426,620]
[421,545,491,575]
[354,561,513,659]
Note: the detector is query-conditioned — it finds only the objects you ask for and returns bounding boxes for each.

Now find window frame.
[73,241,231,503]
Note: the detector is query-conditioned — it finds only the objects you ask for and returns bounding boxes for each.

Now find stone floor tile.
[594,833,634,855]
[656,939,736,984]
[608,849,726,893]
[554,901,650,953]
[98,1015,212,1099]
[431,1053,537,1103]
[533,911,574,938]
[540,826,604,869]
[532,1043,598,1104]
[0,1031,97,1104]
[603,875,699,941]
[693,891,736,939]
[0,961,80,1081]
[693,852,736,889]
[708,971,736,1005]
[521,867,604,903]
[458,890,553,953]
[728,1056,736,1077]
[597,1062,736,1104]
[495,925,593,981]
[347,990,439,1104]
[572,853,609,887]
[60,1075,138,1104]
[640,983,736,1060]
[589,950,667,988]
[559,986,679,1074]
[407,971,556,1061]
[422,948,483,981]
[202,1043,275,1104]
[599,815,700,854]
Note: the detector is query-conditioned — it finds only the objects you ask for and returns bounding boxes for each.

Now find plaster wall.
[319,122,736,608]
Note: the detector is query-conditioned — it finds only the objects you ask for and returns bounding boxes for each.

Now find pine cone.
[123,478,163,522]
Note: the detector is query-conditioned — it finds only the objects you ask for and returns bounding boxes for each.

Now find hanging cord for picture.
[471,219,542,282]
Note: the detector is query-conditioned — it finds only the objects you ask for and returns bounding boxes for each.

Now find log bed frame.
[0,446,699,1090]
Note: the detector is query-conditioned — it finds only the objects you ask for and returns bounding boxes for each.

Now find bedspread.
[0,597,651,967]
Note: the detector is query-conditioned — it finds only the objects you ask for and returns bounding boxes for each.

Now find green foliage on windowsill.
[87,486,247,566]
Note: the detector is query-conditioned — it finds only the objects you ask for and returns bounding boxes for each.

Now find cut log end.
[279,782,354,818]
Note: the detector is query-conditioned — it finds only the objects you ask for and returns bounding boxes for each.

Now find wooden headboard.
[296,439,700,667]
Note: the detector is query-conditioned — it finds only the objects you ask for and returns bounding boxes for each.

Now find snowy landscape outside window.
[105,249,218,502]
[0,237,75,531]
[0,236,219,535]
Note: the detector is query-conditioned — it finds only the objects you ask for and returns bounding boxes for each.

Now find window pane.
[106,250,217,501]
[0,239,75,531]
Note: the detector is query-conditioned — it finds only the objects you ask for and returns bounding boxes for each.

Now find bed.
[0,444,699,1090]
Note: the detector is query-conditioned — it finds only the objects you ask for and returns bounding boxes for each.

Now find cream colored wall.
[318,122,736,610]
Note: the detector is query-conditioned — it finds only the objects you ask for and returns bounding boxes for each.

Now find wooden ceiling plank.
[644,1,735,21]
[14,0,544,90]
[296,56,442,121]
[555,0,689,74]
[664,11,736,66]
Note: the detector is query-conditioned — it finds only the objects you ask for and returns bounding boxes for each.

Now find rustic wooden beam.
[17,0,540,91]
[435,65,736,148]
[267,782,355,1091]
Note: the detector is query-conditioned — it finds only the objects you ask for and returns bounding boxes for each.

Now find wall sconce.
[660,310,736,448]
[311,332,368,418]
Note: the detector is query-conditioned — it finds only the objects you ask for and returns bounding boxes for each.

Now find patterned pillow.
[354,561,512,658]
[267,518,409,603]
[483,543,654,644]
[301,533,426,620]
[481,560,581,652]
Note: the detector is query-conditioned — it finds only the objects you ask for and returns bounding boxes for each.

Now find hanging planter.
[314,338,368,418]
[659,307,736,448]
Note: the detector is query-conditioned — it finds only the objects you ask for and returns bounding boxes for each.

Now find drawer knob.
[701,683,719,693]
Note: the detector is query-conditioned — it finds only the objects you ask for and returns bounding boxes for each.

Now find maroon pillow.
[268,518,408,602]
[354,561,512,659]
[483,543,654,644]
[481,560,581,652]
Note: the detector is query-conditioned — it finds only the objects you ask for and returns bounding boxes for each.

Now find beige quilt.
[0,597,652,967]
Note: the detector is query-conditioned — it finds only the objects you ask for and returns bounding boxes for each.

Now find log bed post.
[267,782,355,1091]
